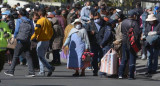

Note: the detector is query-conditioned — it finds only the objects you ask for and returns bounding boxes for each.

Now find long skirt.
[67,33,89,70]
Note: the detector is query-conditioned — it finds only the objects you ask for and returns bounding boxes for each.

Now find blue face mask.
[94,18,101,23]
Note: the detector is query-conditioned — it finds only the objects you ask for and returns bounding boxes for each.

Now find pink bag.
[82,52,94,62]
[100,48,118,75]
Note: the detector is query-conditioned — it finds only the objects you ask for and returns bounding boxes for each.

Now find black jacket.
[121,19,141,44]
[100,25,115,47]
[86,20,106,46]
[144,21,160,36]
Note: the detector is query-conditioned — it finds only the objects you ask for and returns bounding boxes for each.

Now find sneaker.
[20,62,23,65]
[86,67,92,71]
[4,71,14,76]
[47,67,55,77]
[36,72,45,76]
[118,76,123,79]
[141,54,146,60]
[25,73,35,77]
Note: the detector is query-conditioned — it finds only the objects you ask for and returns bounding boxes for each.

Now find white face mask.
[75,24,81,30]
[87,6,91,9]
[94,18,101,23]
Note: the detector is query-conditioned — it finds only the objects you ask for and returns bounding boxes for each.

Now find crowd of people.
[0,0,160,81]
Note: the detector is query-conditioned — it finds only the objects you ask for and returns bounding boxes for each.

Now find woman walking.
[62,19,90,76]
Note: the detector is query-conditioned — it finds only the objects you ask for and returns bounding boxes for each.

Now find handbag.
[146,35,159,45]
[100,48,118,75]
[7,35,17,49]
[82,52,94,62]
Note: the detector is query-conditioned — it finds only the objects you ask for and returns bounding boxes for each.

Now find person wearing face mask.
[80,1,91,27]
[92,4,99,12]
[67,8,76,25]
[100,19,117,54]
[62,19,90,76]
[143,14,160,77]
[86,12,106,76]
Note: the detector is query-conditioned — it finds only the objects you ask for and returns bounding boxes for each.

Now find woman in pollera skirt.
[62,19,90,76]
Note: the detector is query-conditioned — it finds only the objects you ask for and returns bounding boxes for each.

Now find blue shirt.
[80,6,91,21]
[14,16,34,42]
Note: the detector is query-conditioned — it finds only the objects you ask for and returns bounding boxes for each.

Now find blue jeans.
[91,44,103,74]
[147,46,159,73]
[37,41,53,72]
[119,44,136,78]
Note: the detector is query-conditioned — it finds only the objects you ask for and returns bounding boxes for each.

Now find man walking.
[31,9,55,77]
[4,8,35,77]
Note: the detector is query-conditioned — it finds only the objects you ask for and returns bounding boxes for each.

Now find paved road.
[0,58,160,86]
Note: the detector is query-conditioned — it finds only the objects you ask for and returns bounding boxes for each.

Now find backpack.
[16,19,32,42]
[127,22,141,53]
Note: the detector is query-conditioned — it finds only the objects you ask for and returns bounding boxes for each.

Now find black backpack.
[16,19,32,42]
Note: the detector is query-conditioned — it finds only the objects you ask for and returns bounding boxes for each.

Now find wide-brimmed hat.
[72,19,82,25]
[146,14,157,21]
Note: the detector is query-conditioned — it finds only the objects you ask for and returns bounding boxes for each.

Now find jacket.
[86,20,105,46]
[144,22,160,48]
[115,22,122,43]
[100,26,114,48]
[31,17,53,41]
[144,22,160,36]
[80,6,91,22]
[55,15,66,30]
[0,21,11,51]
[50,18,64,50]
[121,19,141,44]
[63,28,90,50]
